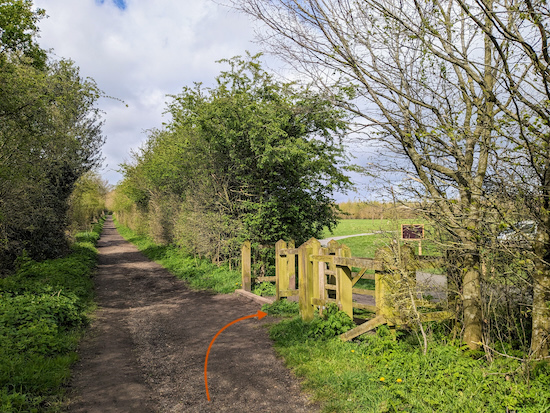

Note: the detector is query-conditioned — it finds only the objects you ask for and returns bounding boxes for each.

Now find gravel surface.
[66,217,318,413]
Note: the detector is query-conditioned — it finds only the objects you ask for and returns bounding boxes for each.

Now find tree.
[230,0,508,349]
[0,1,105,269]
[117,55,351,261]
[68,171,109,232]
[0,0,46,67]
[446,0,550,359]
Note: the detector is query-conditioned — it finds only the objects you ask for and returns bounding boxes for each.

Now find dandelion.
[379,377,385,382]
[351,350,355,353]
[396,378,402,383]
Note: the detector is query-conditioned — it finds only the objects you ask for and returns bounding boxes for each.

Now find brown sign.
[401,224,424,240]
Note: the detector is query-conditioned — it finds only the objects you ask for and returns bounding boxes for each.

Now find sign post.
[401,224,424,255]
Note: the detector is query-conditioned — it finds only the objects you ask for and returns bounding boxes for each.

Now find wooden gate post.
[375,247,396,322]
[338,244,354,319]
[241,241,252,292]
[310,239,322,304]
[298,239,316,321]
[275,240,288,300]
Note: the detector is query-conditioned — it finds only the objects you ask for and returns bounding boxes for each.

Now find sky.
[32,0,371,201]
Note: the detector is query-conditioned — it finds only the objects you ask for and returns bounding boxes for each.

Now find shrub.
[0,217,103,411]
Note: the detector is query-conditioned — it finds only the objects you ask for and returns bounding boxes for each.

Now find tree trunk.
[462,253,483,350]
[532,227,550,359]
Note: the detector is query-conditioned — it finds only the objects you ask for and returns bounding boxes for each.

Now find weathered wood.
[278,289,299,297]
[339,315,387,341]
[353,303,377,312]
[351,267,368,287]
[310,255,383,271]
[275,240,287,301]
[241,241,252,292]
[279,248,299,255]
[338,244,353,318]
[288,240,296,291]
[334,256,383,271]
[352,271,375,280]
[298,240,316,321]
[311,240,322,305]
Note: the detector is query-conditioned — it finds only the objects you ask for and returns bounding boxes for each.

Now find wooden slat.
[351,267,368,287]
[278,289,299,297]
[241,241,251,292]
[334,256,383,271]
[352,288,375,296]
[311,297,338,306]
[311,254,335,264]
[324,285,337,291]
[352,303,377,312]
[279,248,299,256]
[340,315,387,341]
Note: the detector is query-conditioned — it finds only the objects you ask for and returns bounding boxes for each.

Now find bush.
[252,281,276,297]
[308,304,355,340]
[0,217,103,411]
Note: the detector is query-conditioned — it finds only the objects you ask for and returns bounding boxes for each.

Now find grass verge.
[114,221,241,294]
[261,301,550,413]
[0,218,105,412]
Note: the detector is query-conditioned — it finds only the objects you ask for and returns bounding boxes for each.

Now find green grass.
[322,219,419,238]
[0,218,104,412]
[264,312,550,413]
[322,219,442,258]
[114,221,241,294]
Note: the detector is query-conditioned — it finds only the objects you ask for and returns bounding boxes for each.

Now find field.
[322,219,440,258]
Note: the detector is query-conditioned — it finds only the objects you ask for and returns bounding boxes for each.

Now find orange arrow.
[204,310,267,401]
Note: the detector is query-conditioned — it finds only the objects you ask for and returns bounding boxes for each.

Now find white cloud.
[31,0,371,201]
[33,0,262,184]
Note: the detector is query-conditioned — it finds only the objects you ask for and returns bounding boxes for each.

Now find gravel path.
[66,217,317,413]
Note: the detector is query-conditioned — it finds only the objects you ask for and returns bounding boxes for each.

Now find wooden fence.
[241,238,452,341]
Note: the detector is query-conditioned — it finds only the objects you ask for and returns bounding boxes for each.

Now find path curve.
[318,231,387,246]
[66,217,317,413]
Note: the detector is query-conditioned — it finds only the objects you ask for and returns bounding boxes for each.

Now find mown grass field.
[322,219,440,258]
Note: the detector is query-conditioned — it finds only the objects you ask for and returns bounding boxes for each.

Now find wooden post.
[310,239,322,304]
[375,247,395,323]
[241,241,252,292]
[318,246,327,316]
[298,239,315,321]
[275,240,287,300]
[288,240,296,290]
[338,244,353,319]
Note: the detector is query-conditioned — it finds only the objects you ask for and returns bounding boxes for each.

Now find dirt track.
[66,217,317,413]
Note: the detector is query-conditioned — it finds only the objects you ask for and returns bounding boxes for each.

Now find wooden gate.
[242,238,453,341]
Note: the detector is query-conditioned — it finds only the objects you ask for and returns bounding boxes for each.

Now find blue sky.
[96,0,126,10]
